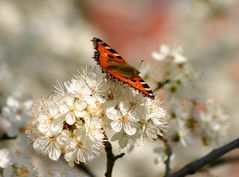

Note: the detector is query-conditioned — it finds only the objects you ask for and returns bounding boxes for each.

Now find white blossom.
[106,101,137,135]
[37,97,63,135]
[152,44,187,63]
[26,66,167,164]
[63,129,103,166]
[0,148,12,168]
[194,100,228,145]
[33,132,62,161]
[84,117,104,141]
[140,99,167,141]
[2,96,32,137]
[60,96,88,125]
[76,66,105,97]
[111,131,141,150]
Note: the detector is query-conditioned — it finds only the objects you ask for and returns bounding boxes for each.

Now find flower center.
[49,136,57,141]
[70,106,75,112]
[77,141,83,148]
[49,116,55,122]
[121,116,128,123]
[63,122,77,131]
[16,166,29,176]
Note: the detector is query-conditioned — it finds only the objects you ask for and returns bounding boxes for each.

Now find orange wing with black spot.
[92,37,154,99]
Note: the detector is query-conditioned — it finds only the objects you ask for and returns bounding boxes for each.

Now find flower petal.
[160,44,170,54]
[38,114,48,122]
[76,101,87,111]
[149,108,166,125]
[75,110,87,118]
[2,107,16,123]
[106,107,121,120]
[64,97,74,107]
[64,146,77,162]
[50,118,64,133]
[49,105,59,116]
[123,122,136,135]
[152,52,165,61]
[38,120,50,133]
[174,53,187,63]
[48,142,61,161]
[111,119,122,132]
[59,104,68,114]
[65,112,76,125]
[6,97,19,108]
[119,102,130,115]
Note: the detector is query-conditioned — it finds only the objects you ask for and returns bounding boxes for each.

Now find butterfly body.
[107,60,140,78]
[92,37,154,99]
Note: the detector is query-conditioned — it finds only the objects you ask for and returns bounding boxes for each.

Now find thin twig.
[160,136,173,177]
[209,156,239,168]
[62,158,96,177]
[77,163,96,177]
[104,133,125,177]
[154,79,170,92]
[0,133,17,140]
[169,138,239,177]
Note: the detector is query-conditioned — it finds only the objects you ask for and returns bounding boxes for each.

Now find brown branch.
[160,137,173,177]
[0,133,17,140]
[104,133,125,177]
[61,158,96,177]
[154,79,170,92]
[169,138,239,177]
[208,156,239,168]
[77,163,96,177]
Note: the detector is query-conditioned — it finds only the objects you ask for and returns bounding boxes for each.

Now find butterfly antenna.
[138,60,144,69]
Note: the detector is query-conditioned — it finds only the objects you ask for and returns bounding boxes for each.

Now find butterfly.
[92,37,154,99]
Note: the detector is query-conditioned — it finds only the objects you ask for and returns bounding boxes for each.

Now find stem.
[169,138,239,177]
[104,133,125,177]
[77,163,96,177]
[209,156,239,168]
[154,79,170,92]
[160,137,173,177]
[0,133,17,140]
[62,158,96,177]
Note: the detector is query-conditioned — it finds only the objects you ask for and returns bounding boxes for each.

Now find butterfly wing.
[107,70,155,99]
[92,37,126,66]
[92,37,154,99]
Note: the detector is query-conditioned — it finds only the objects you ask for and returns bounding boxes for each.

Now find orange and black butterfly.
[92,37,154,99]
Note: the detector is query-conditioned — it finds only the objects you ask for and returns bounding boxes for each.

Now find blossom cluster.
[26,67,167,165]
[0,147,39,177]
[151,44,228,147]
[167,100,228,147]
[1,96,32,138]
